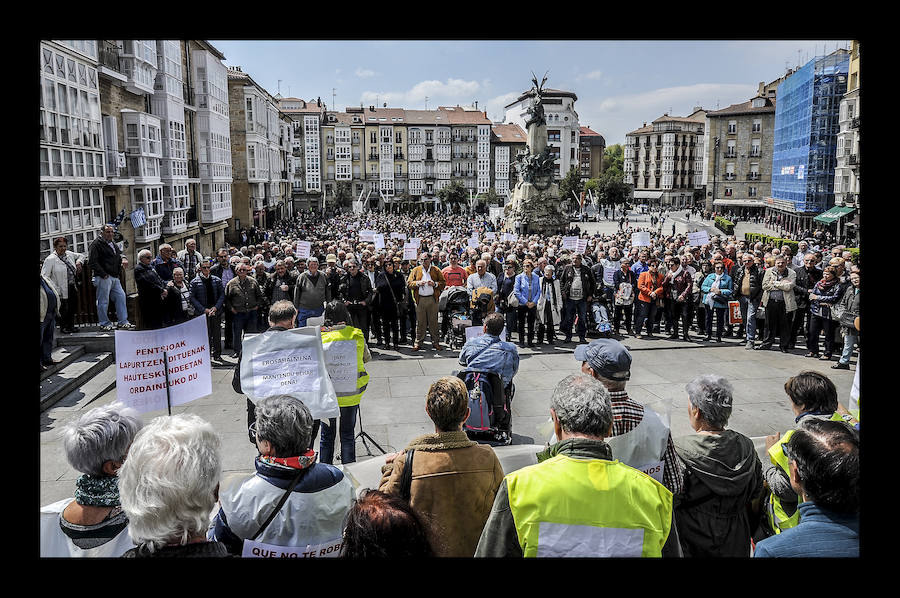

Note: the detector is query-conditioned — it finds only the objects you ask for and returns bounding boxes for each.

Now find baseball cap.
[574,338,632,381]
[326,253,337,263]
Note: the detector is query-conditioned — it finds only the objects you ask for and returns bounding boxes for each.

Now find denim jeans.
[839,330,858,364]
[738,296,761,341]
[297,306,324,327]
[633,300,657,335]
[231,310,256,355]
[93,275,129,326]
[41,313,56,364]
[562,297,587,339]
[319,405,359,464]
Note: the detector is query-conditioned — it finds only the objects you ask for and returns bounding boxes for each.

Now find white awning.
[632,191,664,200]
[713,199,767,207]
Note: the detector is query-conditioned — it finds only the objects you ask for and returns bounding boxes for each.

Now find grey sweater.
[293,271,331,311]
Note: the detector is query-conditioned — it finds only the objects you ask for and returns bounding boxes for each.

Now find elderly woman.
[41,236,85,334]
[700,260,734,342]
[340,489,435,558]
[40,403,144,557]
[119,413,228,557]
[806,266,843,360]
[673,375,764,557]
[164,267,193,325]
[497,262,518,341]
[536,264,563,345]
[210,395,354,557]
[379,376,503,557]
[514,259,541,348]
[374,258,406,350]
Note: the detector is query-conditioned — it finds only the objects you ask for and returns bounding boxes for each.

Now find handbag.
[507,289,519,308]
[830,301,845,322]
[615,282,634,306]
[399,448,416,501]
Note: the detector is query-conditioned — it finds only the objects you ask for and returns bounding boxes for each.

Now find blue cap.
[574,338,632,381]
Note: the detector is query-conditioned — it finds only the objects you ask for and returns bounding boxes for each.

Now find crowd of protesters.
[40,206,860,557]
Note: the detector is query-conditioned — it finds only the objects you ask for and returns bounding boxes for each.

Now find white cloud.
[577,70,604,82]
[360,78,483,109]
[355,67,376,78]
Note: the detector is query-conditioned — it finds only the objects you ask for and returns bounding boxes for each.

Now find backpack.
[463,372,494,432]
[471,286,495,314]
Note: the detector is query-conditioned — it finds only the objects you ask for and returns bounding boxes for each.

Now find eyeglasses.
[249,422,257,441]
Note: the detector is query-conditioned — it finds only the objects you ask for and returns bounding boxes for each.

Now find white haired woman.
[40,403,143,557]
[673,375,764,557]
[118,413,228,557]
[209,395,353,557]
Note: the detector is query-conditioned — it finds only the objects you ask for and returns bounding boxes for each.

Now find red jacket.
[637,271,664,303]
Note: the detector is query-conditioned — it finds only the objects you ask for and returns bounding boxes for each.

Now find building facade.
[578,126,605,182]
[833,40,860,242]
[278,97,326,214]
[504,88,580,179]
[624,110,706,208]
[405,109,453,210]
[490,123,527,201]
[440,106,492,197]
[768,49,849,236]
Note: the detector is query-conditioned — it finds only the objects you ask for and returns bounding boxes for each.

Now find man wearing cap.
[323,253,344,301]
[574,338,684,497]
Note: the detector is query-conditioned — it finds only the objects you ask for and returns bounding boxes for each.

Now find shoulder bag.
[399,448,416,502]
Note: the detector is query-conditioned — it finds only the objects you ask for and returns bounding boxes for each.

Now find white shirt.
[419,266,434,296]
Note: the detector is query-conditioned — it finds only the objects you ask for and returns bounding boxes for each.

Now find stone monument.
[504,73,570,236]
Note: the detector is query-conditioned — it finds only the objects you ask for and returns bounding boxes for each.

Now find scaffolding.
[771,50,849,215]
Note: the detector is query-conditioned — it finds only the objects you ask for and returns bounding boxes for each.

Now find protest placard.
[358,230,375,242]
[484,232,496,240]
[467,237,479,249]
[576,239,589,255]
[603,265,617,286]
[688,230,710,247]
[397,233,407,241]
[440,232,451,242]
[115,315,212,413]
[403,243,418,260]
[562,236,578,250]
[408,237,421,248]
[239,327,339,420]
[321,338,358,395]
[465,325,507,342]
[373,234,385,250]
[295,240,311,259]
[631,231,651,247]
[503,233,518,242]
[389,232,401,239]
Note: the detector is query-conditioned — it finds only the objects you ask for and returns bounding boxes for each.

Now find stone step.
[40,352,115,412]
[40,345,86,381]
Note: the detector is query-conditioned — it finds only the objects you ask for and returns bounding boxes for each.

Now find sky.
[210,39,851,146]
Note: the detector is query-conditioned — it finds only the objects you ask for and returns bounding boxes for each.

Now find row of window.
[41,147,106,179]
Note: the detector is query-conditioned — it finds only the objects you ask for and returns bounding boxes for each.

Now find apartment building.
[227,66,291,239]
[440,105,492,196]
[503,88,580,179]
[362,106,407,209]
[322,108,367,209]
[832,40,860,243]
[278,97,326,214]
[405,109,453,210]
[624,109,706,208]
[769,49,849,236]
[490,123,527,200]
[578,126,605,182]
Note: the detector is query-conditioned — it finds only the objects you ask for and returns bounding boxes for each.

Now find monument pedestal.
[504,181,569,236]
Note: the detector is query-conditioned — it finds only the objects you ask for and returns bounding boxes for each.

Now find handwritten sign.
[465,325,507,342]
[562,236,578,251]
[576,239,589,255]
[295,241,311,260]
[358,230,376,243]
[322,339,358,394]
[408,237,421,248]
[603,266,617,286]
[115,316,212,413]
[631,231,651,247]
[242,538,344,559]
[373,234,385,250]
[503,233,518,243]
[688,230,710,247]
[440,232,451,242]
[403,243,418,261]
[484,232,496,241]
[467,237,480,249]
[389,232,401,239]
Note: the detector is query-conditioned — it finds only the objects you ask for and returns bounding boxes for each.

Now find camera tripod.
[354,406,386,456]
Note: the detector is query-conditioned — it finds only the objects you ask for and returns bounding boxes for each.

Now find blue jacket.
[151,256,183,282]
[514,272,541,307]
[753,501,859,558]
[700,273,734,308]
[458,334,520,388]
[189,274,225,314]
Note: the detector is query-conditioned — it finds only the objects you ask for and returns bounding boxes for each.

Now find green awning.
[814,206,856,224]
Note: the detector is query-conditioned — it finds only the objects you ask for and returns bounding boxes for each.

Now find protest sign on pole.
[403,243,418,261]
[295,240,311,260]
[373,234,385,250]
[440,232,451,242]
[687,230,710,247]
[115,315,212,413]
[631,231,651,247]
[576,238,589,255]
[389,232,400,239]
[358,230,375,243]
[239,327,339,420]
[467,237,479,249]
[562,236,578,251]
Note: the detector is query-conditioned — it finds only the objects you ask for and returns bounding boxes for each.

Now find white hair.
[62,402,143,476]
[138,249,152,260]
[118,414,221,552]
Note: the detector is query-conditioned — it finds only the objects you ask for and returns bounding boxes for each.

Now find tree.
[558,166,583,212]
[583,178,600,207]
[437,180,467,213]
[601,144,624,174]
[333,180,352,209]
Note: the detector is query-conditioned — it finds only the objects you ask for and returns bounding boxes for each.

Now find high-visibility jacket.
[766,412,845,534]
[320,326,369,407]
[506,454,673,557]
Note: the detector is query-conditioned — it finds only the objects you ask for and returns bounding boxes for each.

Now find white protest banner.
[603,266,617,286]
[467,237,480,249]
[115,315,212,413]
[358,230,376,242]
[322,338,358,394]
[489,207,504,221]
[631,231,651,247]
[408,237,421,248]
[687,230,710,247]
[373,234,385,250]
[403,243,418,261]
[239,327,339,420]
[576,239,589,255]
[562,236,578,250]
[485,232,496,241]
[389,232,401,239]
[295,240,311,260]
[242,537,343,559]
[465,325,507,342]
[397,233,407,241]
[440,232,451,242]
[503,233,518,242]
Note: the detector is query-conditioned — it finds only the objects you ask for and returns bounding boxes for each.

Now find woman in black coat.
[374,260,406,350]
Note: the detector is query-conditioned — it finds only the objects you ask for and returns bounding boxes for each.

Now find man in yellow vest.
[318,299,371,465]
[475,373,673,557]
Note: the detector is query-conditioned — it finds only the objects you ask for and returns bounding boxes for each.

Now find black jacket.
[88,236,123,278]
[731,264,763,302]
[792,265,823,309]
[339,272,374,305]
[559,264,596,300]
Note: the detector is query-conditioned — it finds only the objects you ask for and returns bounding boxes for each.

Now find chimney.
[643,122,646,127]
[475,100,478,109]
[369,106,375,111]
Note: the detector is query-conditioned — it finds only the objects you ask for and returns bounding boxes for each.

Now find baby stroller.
[455,370,514,446]
[591,295,613,338]
[444,286,472,351]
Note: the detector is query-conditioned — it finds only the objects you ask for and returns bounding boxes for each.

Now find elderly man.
[758,256,797,352]
[119,414,228,557]
[339,260,374,338]
[754,419,859,557]
[475,373,674,557]
[190,258,225,361]
[467,259,498,298]
[177,239,204,282]
[134,249,168,330]
[88,224,133,331]
[792,241,811,268]
[559,253,596,344]
[293,256,331,327]
[151,244,183,282]
[732,252,764,349]
[407,252,446,351]
[574,338,683,497]
[225,262,265,358]
[210,395,353,556]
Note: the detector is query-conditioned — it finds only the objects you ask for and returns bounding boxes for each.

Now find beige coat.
[761,266,797,313]
[379,431,504,557]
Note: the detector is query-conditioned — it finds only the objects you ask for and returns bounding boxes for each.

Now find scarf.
[74,474,120,507]
[705,273,723,307]
[258,449,317,471]
[668,265,683,280]
[816,275,838,294]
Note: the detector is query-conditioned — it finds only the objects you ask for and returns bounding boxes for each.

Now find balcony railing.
[849,154,858,166]
[748,173,760,180]
[851,117,860,129]
[724,152,736,158]
[98,42,122,72]
[724,173,736,180]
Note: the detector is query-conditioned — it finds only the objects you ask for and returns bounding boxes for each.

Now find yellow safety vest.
[506,454,673,557]
[320,326,369,407]
[766,412,845,534]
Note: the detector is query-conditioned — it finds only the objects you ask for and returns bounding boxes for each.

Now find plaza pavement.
[39,215,856,506]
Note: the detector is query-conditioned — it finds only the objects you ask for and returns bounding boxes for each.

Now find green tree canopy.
[601,144,624,174]
[558,166,583,208]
